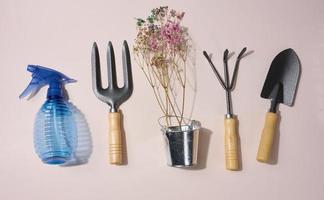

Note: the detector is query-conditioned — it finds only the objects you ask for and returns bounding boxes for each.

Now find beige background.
[1,0,324,199]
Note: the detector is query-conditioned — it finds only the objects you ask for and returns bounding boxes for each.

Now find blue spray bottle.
[20,65,77,164]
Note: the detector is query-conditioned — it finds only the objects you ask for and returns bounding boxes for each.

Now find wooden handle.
[224,118,239,170]
[108,112,123,165]
[257,112,278,163]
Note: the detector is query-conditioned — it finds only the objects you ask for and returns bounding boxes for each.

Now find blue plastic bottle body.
[34,97,77,164]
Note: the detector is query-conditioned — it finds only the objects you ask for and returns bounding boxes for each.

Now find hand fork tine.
[107,42,118,89]
[91,42,105,99]
[122,41,133,91]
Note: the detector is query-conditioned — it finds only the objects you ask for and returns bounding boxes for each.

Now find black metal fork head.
[91,41,133,112]
[203,48,247,116]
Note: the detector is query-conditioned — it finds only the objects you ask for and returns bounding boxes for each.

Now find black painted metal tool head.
[203,48,247,116]
[261,48,300,109]
[91,41,133,112]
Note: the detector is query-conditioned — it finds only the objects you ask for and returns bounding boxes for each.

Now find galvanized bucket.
[159,116,201,168]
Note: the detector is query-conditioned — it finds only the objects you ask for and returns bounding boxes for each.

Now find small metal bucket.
[159,116,201,167]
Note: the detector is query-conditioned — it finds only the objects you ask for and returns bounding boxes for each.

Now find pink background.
[1,0,323,199]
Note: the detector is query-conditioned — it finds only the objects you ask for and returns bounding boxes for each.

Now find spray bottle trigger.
[19,79,45,100]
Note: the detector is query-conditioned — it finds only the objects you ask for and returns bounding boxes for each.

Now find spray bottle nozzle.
[19,65,76,100]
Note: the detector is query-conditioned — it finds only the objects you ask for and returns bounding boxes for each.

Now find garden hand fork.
[91,41,133,165]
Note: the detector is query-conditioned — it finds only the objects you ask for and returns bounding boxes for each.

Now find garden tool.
[91,41,133,165]
[257,49,300,163]
[203,48,247,170]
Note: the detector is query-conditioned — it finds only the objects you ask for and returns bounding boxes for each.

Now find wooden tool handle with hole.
[257,112,278,163]
[108,112,123,165]
[224,118,239,170]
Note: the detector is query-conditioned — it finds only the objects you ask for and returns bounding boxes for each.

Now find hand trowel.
[257,48,301,163]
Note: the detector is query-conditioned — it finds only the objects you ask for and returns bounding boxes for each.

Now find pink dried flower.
[149,37,158,51]
[161,21,182,47]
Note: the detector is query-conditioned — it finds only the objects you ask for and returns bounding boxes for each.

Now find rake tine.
[91,42,104,93]
[238,47,247,60]
[223,49,230,89]
[122,40,133,92]
[222,49,233,116]
[107,41,118,89]
[229,47,247,90]
[203,51,227,90]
